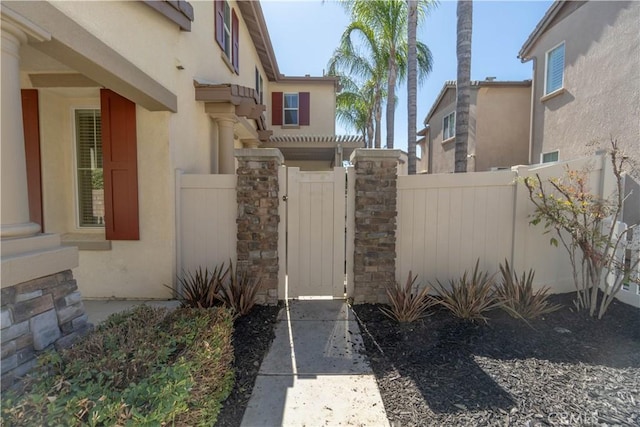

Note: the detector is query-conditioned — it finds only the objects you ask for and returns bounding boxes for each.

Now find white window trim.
[540,149,560,164]
[283,92,299,126]
[72,106,104,230]
[443,111,455,142]
[544,41,565,96]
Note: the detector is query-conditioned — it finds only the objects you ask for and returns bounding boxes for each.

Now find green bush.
[495,259,561,320]
[433,260,498,323]
[1,306,235,426]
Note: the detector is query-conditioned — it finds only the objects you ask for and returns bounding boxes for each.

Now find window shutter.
[299,92,310,126]
[546,43,564,94]
[232,9,239,73]
[272,92,283,125]
[215,0,224,49]
[100,89,139,240]
[21,89,43,230]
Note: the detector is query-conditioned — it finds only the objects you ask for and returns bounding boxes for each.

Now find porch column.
[217,116,237,174]
[240,138,260,149]
[1,18,40,238]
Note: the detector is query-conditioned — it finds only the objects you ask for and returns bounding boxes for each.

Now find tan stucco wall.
[528,1,640,175]
[426,88,477,173]
[268,81,336,136]
[474,85,531,171]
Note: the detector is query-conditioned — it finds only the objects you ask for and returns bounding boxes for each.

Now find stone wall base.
[1,270,91,391]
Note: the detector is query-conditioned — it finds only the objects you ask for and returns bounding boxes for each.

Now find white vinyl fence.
[175,171,237,280]
[396,154,639,308]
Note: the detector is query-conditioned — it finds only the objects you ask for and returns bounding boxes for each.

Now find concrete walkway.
[241,300,389,427]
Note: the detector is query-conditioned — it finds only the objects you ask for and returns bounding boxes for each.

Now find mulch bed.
[215,303,282,427]
[352,293,640,426]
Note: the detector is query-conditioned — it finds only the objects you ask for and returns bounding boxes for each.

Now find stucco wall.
[528,1,639,175]
[474,85,531,171]
[268,81,336,136]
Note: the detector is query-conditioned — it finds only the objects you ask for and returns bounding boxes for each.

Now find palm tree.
[455,0,472,172]
[407,0,418,174]
[334,75,376,146]
[335,0,434,150]
[328,21,387,148]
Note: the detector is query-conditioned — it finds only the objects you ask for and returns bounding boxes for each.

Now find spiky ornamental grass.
[380,271,436,323]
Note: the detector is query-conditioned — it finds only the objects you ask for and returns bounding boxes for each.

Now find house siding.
[528,1,640,174]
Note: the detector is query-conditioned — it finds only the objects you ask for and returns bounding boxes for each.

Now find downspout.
[527,57,536,164]
[427,125,433,173]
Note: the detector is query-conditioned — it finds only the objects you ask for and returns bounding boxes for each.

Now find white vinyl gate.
[285,167,346,298]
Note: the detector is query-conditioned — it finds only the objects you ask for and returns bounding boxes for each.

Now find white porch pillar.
[217,116,237,174]
[1,18,40,238]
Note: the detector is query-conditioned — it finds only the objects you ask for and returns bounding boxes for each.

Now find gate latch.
[282,195,288,202]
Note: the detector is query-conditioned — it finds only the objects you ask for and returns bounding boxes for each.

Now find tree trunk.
[455,0,472,173]
[386,51,397,149]
[407,0,418,174]
[374,95,382,149]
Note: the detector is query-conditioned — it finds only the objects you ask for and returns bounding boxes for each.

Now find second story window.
[284,93,299,125]
[215,0,239,73]
[255,68,263,105]
[545,42,564,95]
[443,111,455,141]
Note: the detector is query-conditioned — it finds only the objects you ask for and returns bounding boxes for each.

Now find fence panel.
[397,170,517,288]
[176,172,237,281]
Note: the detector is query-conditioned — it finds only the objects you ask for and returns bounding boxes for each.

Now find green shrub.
[1,306,234,426]
[495,259,562,320]
[433,260,498,323]
[380,271,436,322]
[216,260,261,319]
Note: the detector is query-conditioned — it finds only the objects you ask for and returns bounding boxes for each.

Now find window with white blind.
[541,150,559,163]
[443,111,455,141]
[284,93,299,125]
[545,42,565,95]
[74,109,104,227]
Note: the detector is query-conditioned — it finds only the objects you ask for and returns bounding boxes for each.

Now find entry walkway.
[241,300,389,426]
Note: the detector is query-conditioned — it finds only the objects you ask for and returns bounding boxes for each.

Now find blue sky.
[261,0,553,152]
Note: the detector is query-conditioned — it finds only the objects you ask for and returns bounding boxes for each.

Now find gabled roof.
[236,1,335,85]
[518,1,586,61]
[423,80,532,125]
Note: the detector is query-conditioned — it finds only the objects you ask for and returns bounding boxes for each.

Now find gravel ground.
[215,303,282,427]
[352,293,640,426]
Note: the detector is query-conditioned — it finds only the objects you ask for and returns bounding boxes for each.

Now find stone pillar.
[235,148,283,305]
[217,117,237,174]
[350,149,401,304]
[1,17,40,238]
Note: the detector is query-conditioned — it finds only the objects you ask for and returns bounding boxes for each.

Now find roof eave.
[518,0,564,62]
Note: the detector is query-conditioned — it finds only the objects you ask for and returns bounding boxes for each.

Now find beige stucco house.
[418,79,532,174]
[0,0,354,303]
[518,0,639,171]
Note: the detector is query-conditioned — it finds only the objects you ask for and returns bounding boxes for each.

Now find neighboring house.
[418,79,532,174]
[518,0,639,171]
[0,0,351,301]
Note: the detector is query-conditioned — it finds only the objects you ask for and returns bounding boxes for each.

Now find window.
[284,93,299,125]
[443,111,455,141]
[215,0,239,73]
[255,67,263,105]
[75,109,103,227]
[272,92,310,126]
[541,150,559,163]
[545,42,565,95]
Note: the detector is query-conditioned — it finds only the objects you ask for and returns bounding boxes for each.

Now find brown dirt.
[215,303,282,427]
[352,292,640,426]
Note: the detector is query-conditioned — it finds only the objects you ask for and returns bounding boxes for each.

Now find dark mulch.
[215,303,282,427]
[353,293,640,426]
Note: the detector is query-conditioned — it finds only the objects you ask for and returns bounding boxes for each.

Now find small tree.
[523,139,638,318]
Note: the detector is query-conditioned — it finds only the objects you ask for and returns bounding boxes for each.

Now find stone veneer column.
[350,149,401,304]
[235,148,283,305]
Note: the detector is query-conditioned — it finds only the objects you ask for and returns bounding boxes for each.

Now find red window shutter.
[299,92,310,126]
[232,9,239,73]
[21,89,43,230]
[272,92,283,125]
[215,0,224,49]
[100,89,139,240]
